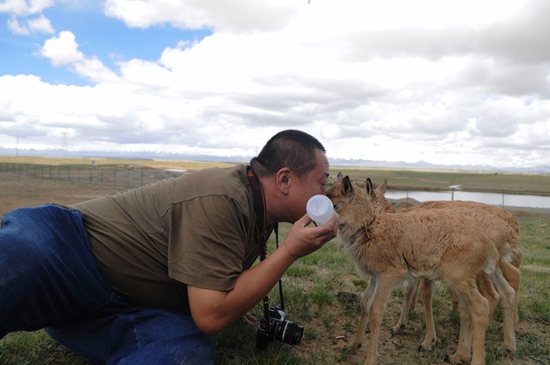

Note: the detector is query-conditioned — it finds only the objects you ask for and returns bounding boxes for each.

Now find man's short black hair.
[250,130,326,180]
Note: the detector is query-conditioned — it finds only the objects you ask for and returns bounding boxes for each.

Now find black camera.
[255,305,304,350]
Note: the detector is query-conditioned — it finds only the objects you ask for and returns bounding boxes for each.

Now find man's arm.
[187,213,338,336]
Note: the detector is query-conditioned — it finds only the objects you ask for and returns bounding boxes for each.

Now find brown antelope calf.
[365,177,522,268]
[363,177,521,349]
[327,176,516,365]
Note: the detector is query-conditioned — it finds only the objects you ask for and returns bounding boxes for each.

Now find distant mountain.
[0,146,250,164]
[327,157,550,174]
[1,146,549,175]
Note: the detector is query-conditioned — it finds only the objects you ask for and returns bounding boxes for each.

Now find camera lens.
[275,320,304,345]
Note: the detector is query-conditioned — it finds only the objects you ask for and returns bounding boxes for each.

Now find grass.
[1,163,549,364]
[0,331,91,365]
[210,218,550,365]
[331,168,550,196]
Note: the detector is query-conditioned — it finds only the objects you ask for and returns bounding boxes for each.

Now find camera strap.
[247,166,284,334]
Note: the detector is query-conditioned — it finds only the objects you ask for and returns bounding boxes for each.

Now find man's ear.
[276,167,292,195]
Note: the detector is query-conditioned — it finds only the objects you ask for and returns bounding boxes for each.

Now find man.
[0,129,338,364]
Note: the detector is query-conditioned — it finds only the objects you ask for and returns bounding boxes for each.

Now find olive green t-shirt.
[71,164,261,315]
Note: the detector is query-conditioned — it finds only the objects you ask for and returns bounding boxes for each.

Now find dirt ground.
[0,173,124,217]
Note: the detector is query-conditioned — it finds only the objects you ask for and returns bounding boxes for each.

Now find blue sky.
[1,0,550,169]
[1,4,211,86]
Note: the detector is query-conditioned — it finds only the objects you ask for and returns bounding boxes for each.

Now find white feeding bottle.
[306,195,335,226]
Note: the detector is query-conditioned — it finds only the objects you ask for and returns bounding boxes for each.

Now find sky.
[1,0,550,169]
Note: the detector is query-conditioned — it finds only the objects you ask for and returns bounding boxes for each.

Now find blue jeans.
[0,204,215,365]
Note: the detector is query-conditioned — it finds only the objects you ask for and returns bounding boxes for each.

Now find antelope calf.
[327,176,515,365]
[364,177,521,348]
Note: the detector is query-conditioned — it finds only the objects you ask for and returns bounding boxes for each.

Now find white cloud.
[117,59,174,89]
[8,14,54,35]
[0,72,277,155]
[27,14,54,33]
[38,31,120,83]
[98,0,530,36]
[102,0,302,32]
[7,15,29,34]
[0,0,54,16]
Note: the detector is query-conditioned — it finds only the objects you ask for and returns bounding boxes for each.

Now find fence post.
[114,169,116,187]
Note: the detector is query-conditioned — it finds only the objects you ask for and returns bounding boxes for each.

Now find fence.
[0,162,186,190]
[2,162,550,209]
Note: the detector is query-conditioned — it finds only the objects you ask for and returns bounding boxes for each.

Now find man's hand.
[281,212,339,260]
[241,312,257,324]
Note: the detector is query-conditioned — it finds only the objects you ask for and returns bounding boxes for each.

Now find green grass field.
[331,167,550,195]
[1,218,548,365]
[0,159,549,364]
[212,218,550,365]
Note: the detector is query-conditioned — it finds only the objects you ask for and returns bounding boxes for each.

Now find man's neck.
[257,175,280,226]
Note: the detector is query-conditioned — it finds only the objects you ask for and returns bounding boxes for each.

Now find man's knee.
[115,333,216,365]
[107,310,217,365]
[176,333,216,365]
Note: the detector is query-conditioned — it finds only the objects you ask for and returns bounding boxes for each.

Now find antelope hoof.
[418,337,436,352]
[391,324,405,336]
[444,352,469,364]
[499,345,516,357]
[348,342,362,354]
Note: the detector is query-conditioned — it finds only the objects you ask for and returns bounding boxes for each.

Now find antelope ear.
[342,176,354,196]
[366,178,374,196]
[377,179,387,195]
[336,172,344,183]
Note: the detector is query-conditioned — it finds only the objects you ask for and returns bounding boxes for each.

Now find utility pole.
[62,132,68,158]
[16,132,19,159]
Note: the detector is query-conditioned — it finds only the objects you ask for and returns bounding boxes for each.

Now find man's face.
[287,149,330,222]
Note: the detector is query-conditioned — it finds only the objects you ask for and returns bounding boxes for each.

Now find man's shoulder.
[194,163,248,180]
[172,163,251,203]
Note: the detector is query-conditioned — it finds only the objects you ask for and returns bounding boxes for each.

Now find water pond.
[385,190,550,209]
